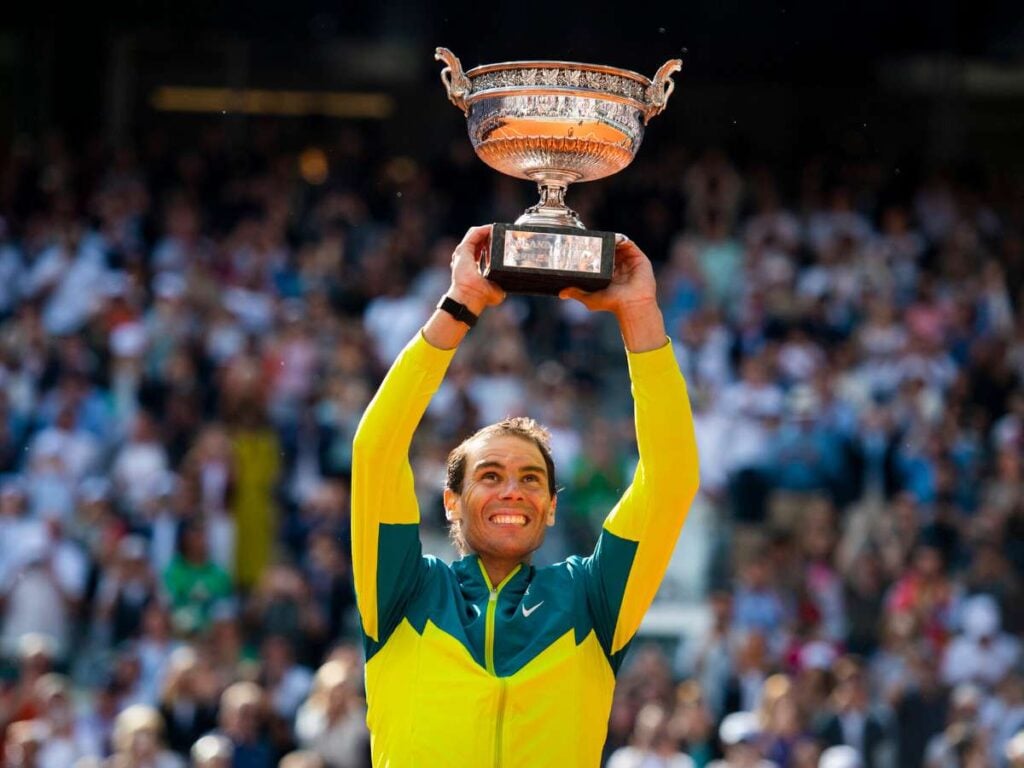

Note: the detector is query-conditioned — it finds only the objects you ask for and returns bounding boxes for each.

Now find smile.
[489,514,528,526]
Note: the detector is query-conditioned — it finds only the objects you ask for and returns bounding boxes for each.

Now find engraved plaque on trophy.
[436,47,682,295]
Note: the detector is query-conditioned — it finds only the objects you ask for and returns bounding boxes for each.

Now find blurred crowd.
[0,120,1022,768]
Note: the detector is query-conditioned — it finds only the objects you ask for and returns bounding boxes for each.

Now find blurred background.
[1,1,1024,766]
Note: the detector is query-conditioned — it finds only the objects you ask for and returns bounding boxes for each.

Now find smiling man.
[352,225,699,767]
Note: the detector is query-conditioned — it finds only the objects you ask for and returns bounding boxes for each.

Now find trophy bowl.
[436,48,682,229]
[435,47,681,295]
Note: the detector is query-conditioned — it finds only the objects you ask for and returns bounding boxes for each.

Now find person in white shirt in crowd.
[23,434,76,522]
[0,511,87,660]
[22,221,109,336]
[941,593,1021,689]
[27,401,100,483]
[112,410,171,519]
[708,711,779,768]
[362,274,432,366]
[720,353,785,484]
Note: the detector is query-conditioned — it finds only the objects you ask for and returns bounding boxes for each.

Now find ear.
[443,488,461,522]
[545,495,557,527]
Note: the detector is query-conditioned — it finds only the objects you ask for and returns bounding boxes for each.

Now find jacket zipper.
[477,560,521,768]
[495,678,508,768]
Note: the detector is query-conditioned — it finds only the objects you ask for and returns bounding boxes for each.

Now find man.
[352,225,699,766]
[814,656,892,768]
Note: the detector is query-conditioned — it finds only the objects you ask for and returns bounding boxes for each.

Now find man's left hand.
[558,235,657,318]
[558,235,666,353]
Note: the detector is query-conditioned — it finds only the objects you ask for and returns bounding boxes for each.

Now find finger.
[486,282,507,305]
[559,287,594,307]
[614,234,643,257]
[458,224,493,251]
[613,238,647,270]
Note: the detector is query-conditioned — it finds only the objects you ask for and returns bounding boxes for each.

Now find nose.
[498,478,526,500]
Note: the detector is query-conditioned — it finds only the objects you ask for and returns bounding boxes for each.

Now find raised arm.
[563,236,700,659]
[352,226,504,643]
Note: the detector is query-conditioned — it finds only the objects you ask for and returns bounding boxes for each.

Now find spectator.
[893,647,950,768]
[216,682,275,768]
[0,516,86,661]
[813,656,893,768]
[758,675,813,768]
[111,411,170,521]
[109,704,184,768]
[33,673,96,767]
[94,535,161,647]
[732,556,789,652]
[156,648,218,755]
[245,565,326,660]
[294,660,369,768]
[163,521,233,636]
[178,425,235,573]
[940,593,1020,689]
[677,589,737,719]
[606,702,695,768]
[924,684,985,768]
[708,711,777,768]
[258,634,313,726]
[669,681,717,768]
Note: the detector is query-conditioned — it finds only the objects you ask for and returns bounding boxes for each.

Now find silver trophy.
[436,47,682,294]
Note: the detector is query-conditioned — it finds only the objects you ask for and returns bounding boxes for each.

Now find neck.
[478,556,522,589]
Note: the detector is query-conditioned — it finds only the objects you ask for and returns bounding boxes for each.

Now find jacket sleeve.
[351,332,456,643]
[583,339,699,657]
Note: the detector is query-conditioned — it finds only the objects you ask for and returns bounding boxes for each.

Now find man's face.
[444,434,556,567]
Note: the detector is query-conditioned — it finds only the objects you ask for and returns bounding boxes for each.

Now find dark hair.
[445,417,557,497]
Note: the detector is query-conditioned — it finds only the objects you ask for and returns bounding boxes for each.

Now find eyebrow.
[472,460,548,476]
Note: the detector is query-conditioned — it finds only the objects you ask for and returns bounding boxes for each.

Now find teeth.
[491,515,527,525]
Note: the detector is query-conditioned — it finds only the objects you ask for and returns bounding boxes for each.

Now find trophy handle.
[643,59,683,124]
[435,47,472,116]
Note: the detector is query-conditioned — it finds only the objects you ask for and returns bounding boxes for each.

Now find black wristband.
[437,295,479,328]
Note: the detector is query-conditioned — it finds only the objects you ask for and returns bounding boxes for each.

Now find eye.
[522,474,541,485]
[480,471,500,482]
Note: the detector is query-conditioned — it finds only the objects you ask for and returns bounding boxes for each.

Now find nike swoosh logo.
[522,601,544,618]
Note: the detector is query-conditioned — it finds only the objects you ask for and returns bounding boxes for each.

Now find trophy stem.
[516,179,585,229]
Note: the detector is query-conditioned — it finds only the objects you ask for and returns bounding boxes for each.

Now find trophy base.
[485,223,614,296]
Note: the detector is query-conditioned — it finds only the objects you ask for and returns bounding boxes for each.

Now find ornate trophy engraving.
[436,47,682,295]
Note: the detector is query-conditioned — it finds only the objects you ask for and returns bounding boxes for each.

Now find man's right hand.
[447,225,505,315]
[423,225,505,350]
